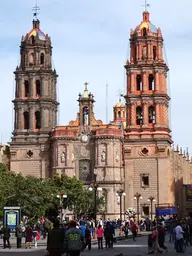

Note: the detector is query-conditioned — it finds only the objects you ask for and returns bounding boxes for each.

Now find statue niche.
[83,107,89,125]
[79,159,92,183]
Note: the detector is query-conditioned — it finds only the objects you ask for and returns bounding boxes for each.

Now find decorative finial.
[32,0,40,20]
[179,147,183,155]
[142,0,150,12]
[183,150,186,158]
[176,144,179,152]
[84,81,88,91]
[116,89,124,104]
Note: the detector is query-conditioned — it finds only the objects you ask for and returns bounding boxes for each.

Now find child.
[148,233,154,254]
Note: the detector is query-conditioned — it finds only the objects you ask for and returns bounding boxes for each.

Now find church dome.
[23,19,46,41]
[134,12,158,34]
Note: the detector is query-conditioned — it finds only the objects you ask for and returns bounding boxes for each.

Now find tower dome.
[23,19,47,42]
[134,12,159,35]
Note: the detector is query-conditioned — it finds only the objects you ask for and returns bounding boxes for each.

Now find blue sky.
[0,0,192,153]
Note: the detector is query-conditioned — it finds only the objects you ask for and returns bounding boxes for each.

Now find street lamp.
[148,196,156,221]
[116,189,126,223]
[134,192,142,223]
[89,173,102,227]
[56,192,67,222]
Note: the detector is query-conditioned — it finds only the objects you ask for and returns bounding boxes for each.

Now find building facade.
[9,11,192,219]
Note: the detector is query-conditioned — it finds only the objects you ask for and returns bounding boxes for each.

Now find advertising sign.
[186,185,192,201]
[156,206,177,216]
[3,207,21,231]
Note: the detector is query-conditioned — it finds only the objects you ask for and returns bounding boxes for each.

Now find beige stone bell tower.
[9,17,59,178]
[124,10,174,218]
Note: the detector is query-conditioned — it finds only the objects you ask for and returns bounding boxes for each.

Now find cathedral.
[9,9,192,219]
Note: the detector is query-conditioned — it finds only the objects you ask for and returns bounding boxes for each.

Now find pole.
[120,194,122,224]
[137,198,139,223]
[151,200,153,221]
[60,196,62,222]
[94,186,97,227]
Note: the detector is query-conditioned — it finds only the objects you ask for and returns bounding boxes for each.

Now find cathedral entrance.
[79,159,92,184]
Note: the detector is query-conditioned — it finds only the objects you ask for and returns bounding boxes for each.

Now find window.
[142,46,147,59]
[136,75,142,91]
[36,80,41,97]
[31,35,35,44]
[143,206,149,216]
[149,74,154,90]
[24,80,29,97]
[23,111,29,129]
[153,46,157,60]
[35,111,41,129]
[143,28,147,36]
[118,111,121,118]
[136,106,143,125]
[141,175,149,187]
[40,53,44,65]
[148,106,156,124]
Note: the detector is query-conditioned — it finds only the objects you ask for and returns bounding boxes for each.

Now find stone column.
[131,104,135,126]
[155,72,159,91]
[147,42,151,59]
[138,44,141,60]
[29,106,34,130]
[131,72,134,93]
[143,103,148,125]
[41,76,45,97]
[29,76,34,98]
[142,72,146,92]
[158,43,162,61]
[155,103,160,124]
[18,77,23,98]
[40,106,44,129]
[136,44,139,61]
[17,107,23,130]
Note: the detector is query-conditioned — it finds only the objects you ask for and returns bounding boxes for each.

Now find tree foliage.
[0,164,104,220]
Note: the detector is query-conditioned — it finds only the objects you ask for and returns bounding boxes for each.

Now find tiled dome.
[28,28,46,40]
[135,21,158,34]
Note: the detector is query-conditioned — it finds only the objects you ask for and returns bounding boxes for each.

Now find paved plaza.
[0,235,192,255]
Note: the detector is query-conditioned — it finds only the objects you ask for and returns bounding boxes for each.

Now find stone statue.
[72,152,74,162]
[61,152,66,163]
[116,151,119,162]
[101,151,106,162]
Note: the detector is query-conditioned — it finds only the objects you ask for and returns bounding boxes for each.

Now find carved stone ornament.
[116,151,119,162]
[61,152,66,163]
[81,146,89,157]
[79,160,91,182]
[101,151,106,162]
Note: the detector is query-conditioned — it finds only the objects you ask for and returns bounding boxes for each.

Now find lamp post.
[116,189,126,224]
[57,192,67,222]
[89,173,102,227]
[134,192,142,223]
[148,196,155,221]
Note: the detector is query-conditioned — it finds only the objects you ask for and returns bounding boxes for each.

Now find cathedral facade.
[9,11,192,219]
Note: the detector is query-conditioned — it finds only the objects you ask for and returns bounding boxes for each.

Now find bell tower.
[124,10,174,215]
[10,16,59,178]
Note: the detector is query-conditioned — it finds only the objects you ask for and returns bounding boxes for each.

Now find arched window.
[142,46,147,59]
[136,75,142,91]
[83,107,89,125]
[143,28,147,36]
[23,111,29,129]
[136,106,143,125]
[36,80,41,97]
[35,111,41,129]
[30,53,34,64]
[153,46,157,60]
[24,80,29,97]
[148,74,154,90]
[118,111,121,118]
[148,106,156,124]
[40,53,44,65]
[31,35,35,44]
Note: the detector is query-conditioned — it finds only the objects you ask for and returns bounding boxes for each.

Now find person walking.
[25,224,33,249]
[47,219,66,256]
[32,224,39,248]
[96,224,104,249]
[84,225,91,250]
[104,221,115,249]
[65,220,84,256]
[15,224,23,248]
[131,221,138,241]
[2,225,11,249]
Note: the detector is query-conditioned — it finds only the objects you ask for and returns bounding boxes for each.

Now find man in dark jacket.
[104,222,115,248]
[84,225,91,250]
[47,219,66,256]
[2,225,11,249]
[15,224,22,248]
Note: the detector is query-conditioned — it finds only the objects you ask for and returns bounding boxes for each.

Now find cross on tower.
[142,0,150,12]
[32,0,40,20]
[84,81,89,90]
[116,89,124,103]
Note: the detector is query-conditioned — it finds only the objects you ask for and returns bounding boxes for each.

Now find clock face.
[81,135,88,142]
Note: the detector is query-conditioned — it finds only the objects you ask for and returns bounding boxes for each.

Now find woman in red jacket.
[96,224,104,249]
